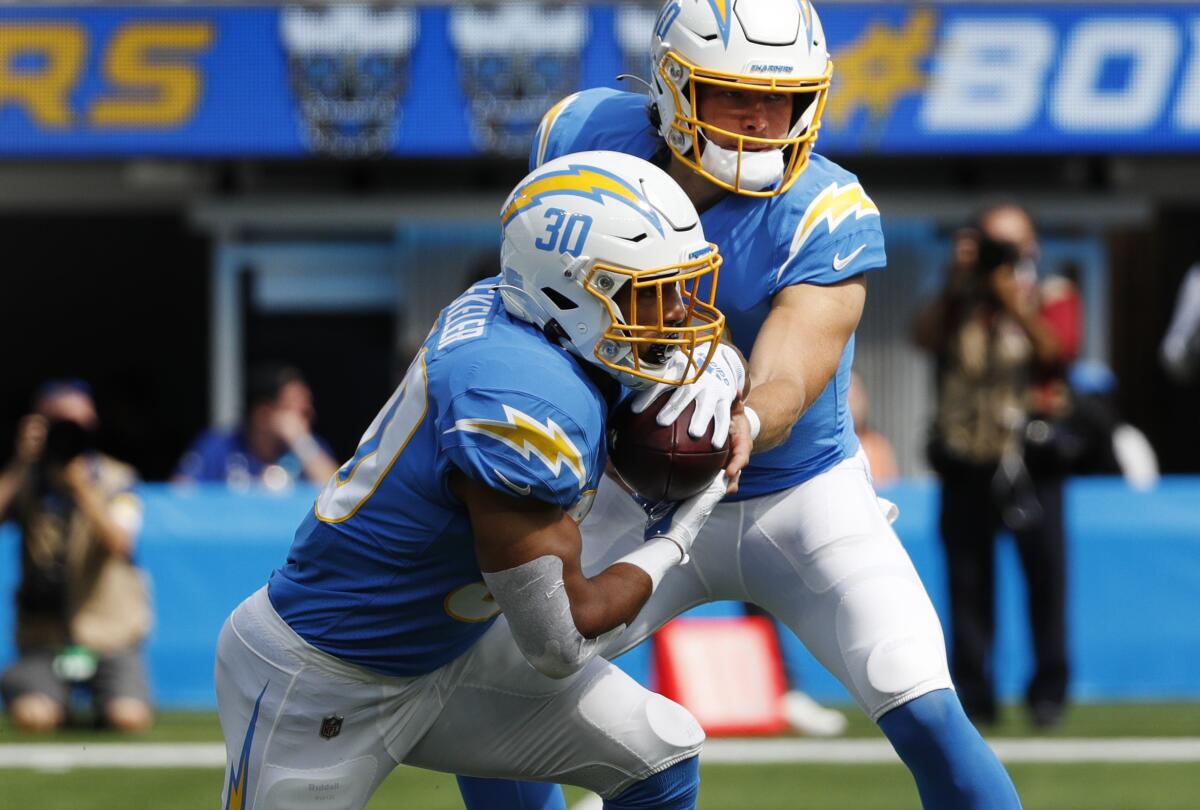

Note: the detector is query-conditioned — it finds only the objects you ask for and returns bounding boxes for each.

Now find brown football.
[608,393,731,501]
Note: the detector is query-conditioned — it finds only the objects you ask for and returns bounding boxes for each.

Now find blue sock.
[878,689,1022,810]
[455,776,566,810]
[604,756,699,810]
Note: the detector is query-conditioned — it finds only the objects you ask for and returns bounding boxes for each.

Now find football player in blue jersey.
[464,2,1022,808]
[213,150,748,810]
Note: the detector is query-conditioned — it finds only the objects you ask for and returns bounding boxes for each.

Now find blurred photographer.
[914,204,1077,728]
[0,380,152,732]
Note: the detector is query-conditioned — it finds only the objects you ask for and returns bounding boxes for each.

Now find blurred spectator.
[849,370,897,487]
[913,204,1077,728]
[174,364,338,489]
[0,380,153,732]
[1161,262,1200,385]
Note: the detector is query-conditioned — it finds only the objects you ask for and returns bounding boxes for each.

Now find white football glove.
[631,343,745,448]
[641,472,728,563]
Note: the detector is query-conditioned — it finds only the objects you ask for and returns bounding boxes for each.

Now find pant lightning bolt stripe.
[226,683,268,810]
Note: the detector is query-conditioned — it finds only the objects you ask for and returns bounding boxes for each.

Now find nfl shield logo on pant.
[319,715,343,740]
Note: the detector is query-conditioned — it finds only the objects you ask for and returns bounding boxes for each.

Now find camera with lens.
[970,231,1020,276]
[42,419,96,466]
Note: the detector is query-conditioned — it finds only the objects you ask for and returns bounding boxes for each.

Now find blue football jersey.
[268,279,610,677]
[534,88,886,498]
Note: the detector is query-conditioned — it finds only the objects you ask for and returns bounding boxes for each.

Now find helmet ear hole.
[541,287,579,311]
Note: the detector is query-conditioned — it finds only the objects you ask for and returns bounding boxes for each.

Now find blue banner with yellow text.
[1,3,1198,158]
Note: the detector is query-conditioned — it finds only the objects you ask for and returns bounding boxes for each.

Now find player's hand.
[631,343,746,449]
[724,406,753,494]
[642,472,727,563]
[14,415,48,467]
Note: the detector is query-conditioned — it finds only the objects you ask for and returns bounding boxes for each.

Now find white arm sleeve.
[482,556,623,680]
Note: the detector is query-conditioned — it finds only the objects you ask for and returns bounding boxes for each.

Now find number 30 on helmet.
[498,150,725,390]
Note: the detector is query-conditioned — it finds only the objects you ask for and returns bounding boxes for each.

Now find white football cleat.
[783,690,848,737]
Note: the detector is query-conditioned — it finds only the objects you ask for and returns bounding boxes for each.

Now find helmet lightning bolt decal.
[501,164,664,236]
[706,0,732,47]
[447,405,586,486]
[799,0,814,50]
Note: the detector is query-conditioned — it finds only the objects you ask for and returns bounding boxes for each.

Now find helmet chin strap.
[697,131,785,192]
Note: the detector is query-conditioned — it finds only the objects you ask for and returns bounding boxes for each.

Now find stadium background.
[1,1,1199,808]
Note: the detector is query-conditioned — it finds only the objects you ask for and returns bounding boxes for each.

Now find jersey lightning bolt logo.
[781,182,880,279]
[447,405,587,486]
[501,163,664,236]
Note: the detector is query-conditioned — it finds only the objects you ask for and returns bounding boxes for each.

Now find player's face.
[695,84,794,150]
[614,279,687,363]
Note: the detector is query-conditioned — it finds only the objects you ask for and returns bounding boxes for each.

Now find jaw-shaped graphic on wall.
[281,4,419,157]
[449,2,589,158]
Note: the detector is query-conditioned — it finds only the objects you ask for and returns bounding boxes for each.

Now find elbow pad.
[482,556,623,679]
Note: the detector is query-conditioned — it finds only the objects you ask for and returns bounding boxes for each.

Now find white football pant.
[582,449,953,720]
[215,587,703,809]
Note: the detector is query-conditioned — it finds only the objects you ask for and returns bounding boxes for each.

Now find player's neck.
[668,156,726,214]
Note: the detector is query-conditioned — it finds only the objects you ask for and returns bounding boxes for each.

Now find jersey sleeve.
[438,387,597,510]
[529,88,638,170]
[530,92,583,170]
[771,182,887,293]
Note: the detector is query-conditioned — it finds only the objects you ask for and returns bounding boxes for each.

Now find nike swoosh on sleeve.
[492,467,533,496]
[833,244,867,271]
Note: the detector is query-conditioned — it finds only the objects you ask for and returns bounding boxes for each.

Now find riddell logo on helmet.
[748,64,795,74]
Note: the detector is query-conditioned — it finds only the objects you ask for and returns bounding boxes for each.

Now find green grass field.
[2,704,1198,809]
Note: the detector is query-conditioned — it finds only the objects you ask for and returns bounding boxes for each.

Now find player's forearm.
[744,376,807,452]
[568,564,652,638]
[482,552,640,679]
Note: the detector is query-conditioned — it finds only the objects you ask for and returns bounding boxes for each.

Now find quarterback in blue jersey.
[214,151,742,810]
[467,2,1022,809]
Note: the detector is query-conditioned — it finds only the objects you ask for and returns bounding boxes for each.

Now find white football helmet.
[649,0,832,196]
[499,151,725,390]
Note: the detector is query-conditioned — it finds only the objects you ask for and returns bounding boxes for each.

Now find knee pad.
[604,756,699,810]
[576,682,703,798]
[835,573,952,717]
[578,679,704,758]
